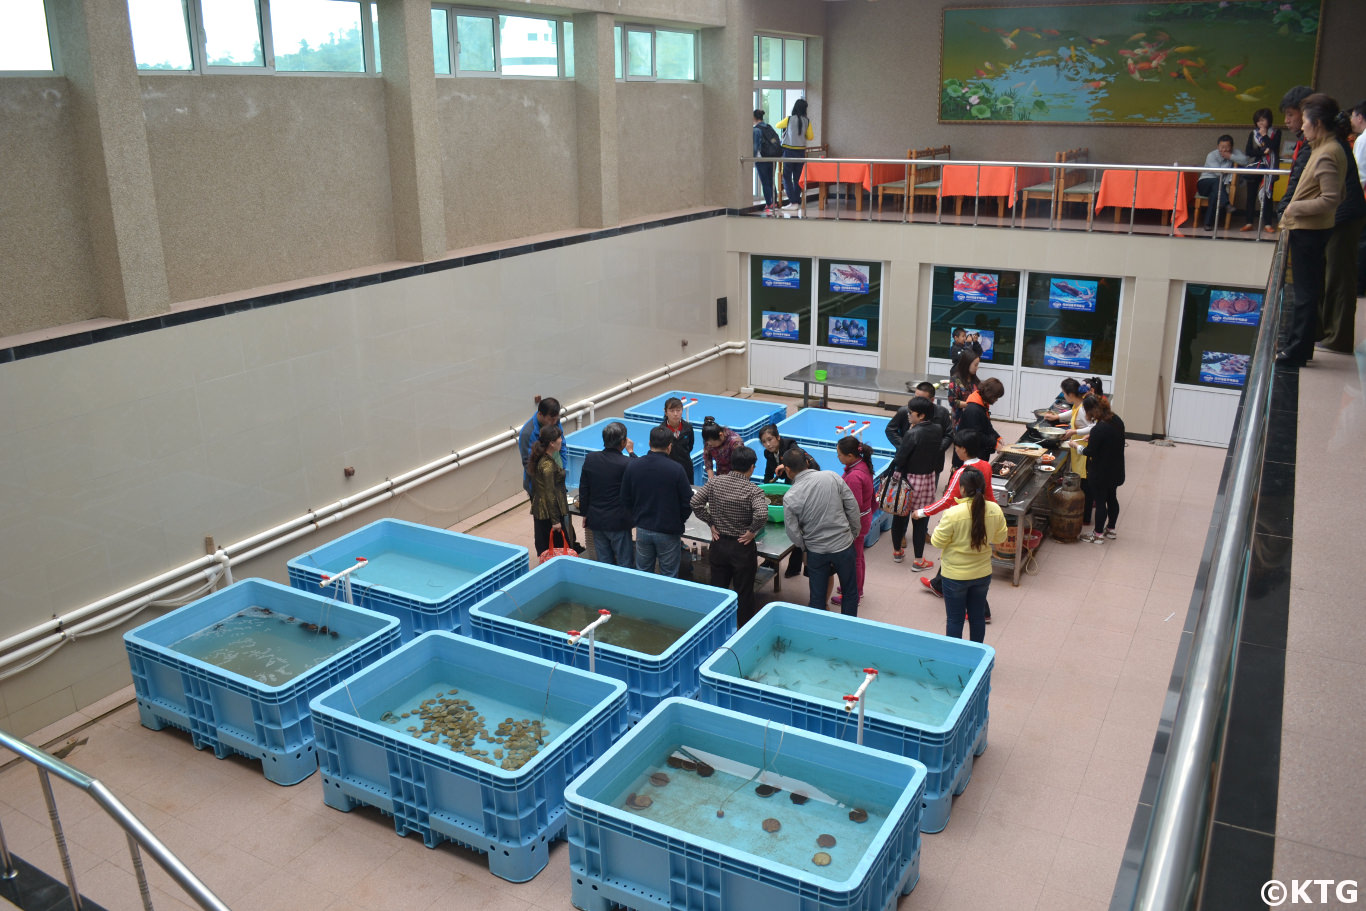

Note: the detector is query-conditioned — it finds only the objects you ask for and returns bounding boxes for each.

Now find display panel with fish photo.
[762,259,802,289]
[829,317,869,348]
[1199,350,1250,387]
[761,311,800,341]
[1048,278,1098,312]
[1044,335,1093,369]
[829,264,870,294]
[940,1,1321,125]
[952,271,999,304]
[1206,289,1263,327]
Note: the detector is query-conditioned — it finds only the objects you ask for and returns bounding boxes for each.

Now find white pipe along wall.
[0,342,747,678]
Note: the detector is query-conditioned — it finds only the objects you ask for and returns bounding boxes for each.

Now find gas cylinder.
[1050,472,1086,542]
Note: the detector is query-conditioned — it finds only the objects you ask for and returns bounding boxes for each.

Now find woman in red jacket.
[832,435,876,606]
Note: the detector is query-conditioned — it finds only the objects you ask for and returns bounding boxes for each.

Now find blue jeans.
[635,528,682,577]
[781,148,806,207]
[593,529,634,568]
[942,574,991,642]
[805,544,858,616]
[755,161,775,208]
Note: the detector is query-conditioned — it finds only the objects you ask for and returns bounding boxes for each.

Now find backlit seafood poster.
[1044,335,1093,369]
[1206,289,1263,326]
[952,271,998,304]
[940,1,1321,125]
[829,264,870,293]
[1048,278,1098,312]
[829,318,869,348]
[1200,351,1249,386]
[953,327,996,361]
[761,311,800,341]
[762,260,801,289]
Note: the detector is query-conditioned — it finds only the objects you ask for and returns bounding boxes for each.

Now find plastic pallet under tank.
[310,632,629,882]
[124,578,401,785]
[698,602,992,833]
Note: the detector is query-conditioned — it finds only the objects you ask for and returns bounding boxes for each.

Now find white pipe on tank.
[0,343,745,675]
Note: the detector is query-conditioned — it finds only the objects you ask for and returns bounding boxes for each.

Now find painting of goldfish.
[941,1,1320,125]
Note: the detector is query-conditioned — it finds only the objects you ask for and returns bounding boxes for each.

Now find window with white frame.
[752,34,806,200]
[431,8,572,78]
[128,0,380,73]
[619,25,696,81]
[2,0,56,72]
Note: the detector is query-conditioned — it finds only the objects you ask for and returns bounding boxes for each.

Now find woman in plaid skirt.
[888,398,945,570]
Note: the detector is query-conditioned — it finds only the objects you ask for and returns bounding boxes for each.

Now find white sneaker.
[782,203,798,211]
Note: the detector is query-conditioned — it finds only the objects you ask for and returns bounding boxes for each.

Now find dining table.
[1093,169,1194,230]
[799,161,909,212]
[937,165,1051,216]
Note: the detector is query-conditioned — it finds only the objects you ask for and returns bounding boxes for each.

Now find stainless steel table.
[784,360,951,408]
[568,487,796,592]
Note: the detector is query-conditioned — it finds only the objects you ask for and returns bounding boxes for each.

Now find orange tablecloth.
[937,165,1050,208]
[1094,170,1194,228]
[800,161,908,193]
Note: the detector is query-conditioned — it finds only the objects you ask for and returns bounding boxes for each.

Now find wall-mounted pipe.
[0,341,746,677]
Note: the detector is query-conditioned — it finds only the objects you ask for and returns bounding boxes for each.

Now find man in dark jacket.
[578,422,636,567]
[621,426,694,577]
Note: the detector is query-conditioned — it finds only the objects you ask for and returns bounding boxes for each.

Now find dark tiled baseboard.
[1,209,729,364]
[0,854,111,911]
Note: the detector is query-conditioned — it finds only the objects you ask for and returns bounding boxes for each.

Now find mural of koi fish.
[1217,81,1237,92]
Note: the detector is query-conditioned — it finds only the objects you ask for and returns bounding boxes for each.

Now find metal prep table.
[783,360,951,408]
[567,487,796,592]
[989,419,1073,586]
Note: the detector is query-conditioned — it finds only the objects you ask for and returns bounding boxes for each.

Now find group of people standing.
[752,99,815,215]
[1274,87,1366,367]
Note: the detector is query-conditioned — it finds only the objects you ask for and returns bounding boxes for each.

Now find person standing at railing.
[752,109,780,214]
[1352,101,1366,296]
[1318,103,1366,355]
[1277,93,1347,369]
[1240,109,1281,233]
[776,98,814,211]
[1196,134,1248,231]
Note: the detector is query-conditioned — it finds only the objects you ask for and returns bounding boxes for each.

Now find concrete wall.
[618,82,707,220]
[439,77,581,248]
[142,75,397,303]
[0,216,741,736]
[726,217,1275,437]
[824,0,1366,165]
[0,78,100,335]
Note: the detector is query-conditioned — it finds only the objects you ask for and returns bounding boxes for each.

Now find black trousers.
[709,535,758,624]
[1285,227,1332,363]
[1093,483,1120,533]
[533,515,577,556]
[891,514,930,558]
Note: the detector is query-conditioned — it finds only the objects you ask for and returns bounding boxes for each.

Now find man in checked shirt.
[690,445,769,624]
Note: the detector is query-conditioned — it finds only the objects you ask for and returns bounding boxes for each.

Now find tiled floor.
[0,396,1226,911]
[1272,344,1366,887]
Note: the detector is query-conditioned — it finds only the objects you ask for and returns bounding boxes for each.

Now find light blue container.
[624,391,788,443]
[125,578,401,785]
[468,558,737,722]
[310,632,629,883]
[777,408,896,456]
[698,603,993,833]
[740,439,892,481]
[562,418,703,486]
[286,519,528,639]
[564,698,926,911]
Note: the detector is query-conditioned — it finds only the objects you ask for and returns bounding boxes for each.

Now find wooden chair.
[875,150,916,214]
[1191,193,1234,231]
[1057,147,1101,228]
[910,145,951,213]
[1019,151,1064,221]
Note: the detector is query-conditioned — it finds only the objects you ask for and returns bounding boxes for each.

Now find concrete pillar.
[573,13,618,229]
[378,0,448,261]
[701,0,754,208]
[48,0,170,321]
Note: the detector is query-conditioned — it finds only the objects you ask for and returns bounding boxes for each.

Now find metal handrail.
[1124,235,1288,910]
[742,154,1281,235]
[0,728,230,911]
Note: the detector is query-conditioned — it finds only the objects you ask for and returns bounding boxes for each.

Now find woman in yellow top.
[929,467,1006,642]
[1277,93,1347,368]
[776,98,815,211]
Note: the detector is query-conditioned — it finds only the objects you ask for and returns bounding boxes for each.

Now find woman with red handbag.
[527,426,580,560]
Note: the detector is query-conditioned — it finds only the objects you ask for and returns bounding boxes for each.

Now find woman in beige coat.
[1278,93,1347,368]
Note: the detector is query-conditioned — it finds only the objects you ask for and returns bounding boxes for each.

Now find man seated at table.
[1197,134,1249,230]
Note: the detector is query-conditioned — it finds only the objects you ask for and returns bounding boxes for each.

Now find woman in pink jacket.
[832,435,876,606]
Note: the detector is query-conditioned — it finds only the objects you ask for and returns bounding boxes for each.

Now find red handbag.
[537,527,579,564]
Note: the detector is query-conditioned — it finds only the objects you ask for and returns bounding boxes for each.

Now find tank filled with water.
[171,606,362,687]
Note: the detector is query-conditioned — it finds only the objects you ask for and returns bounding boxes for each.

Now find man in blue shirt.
[518,397,562,496]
